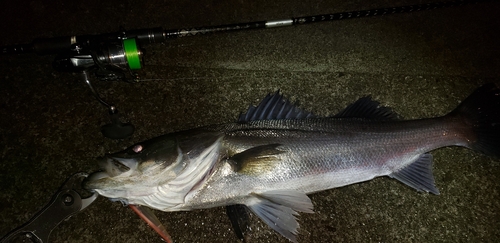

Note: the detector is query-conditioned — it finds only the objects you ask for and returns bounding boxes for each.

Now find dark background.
[1,0,499,242]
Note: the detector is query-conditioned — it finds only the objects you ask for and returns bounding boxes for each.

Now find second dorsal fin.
[334,96,399,120]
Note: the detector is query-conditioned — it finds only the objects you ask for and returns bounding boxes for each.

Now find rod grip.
[1,37,74,55]
[32,36,74,55]
[1,44,34,55]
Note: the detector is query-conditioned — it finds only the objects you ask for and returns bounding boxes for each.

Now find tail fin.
[450,83,500,157]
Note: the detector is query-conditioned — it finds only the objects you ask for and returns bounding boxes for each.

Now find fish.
[84,83,500,242]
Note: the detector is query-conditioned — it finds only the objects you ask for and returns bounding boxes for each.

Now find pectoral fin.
[389,153,440,194]
[246,190,314,243]
[230,144,284,175]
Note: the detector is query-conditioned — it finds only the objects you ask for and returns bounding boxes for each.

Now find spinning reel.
[3,28,165,139]
[52,29,164,139]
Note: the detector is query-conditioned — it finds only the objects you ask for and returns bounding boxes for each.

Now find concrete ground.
[0,0,499,242]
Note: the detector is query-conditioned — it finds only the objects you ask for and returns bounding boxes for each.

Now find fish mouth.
[87,171,110,180]
[84,156,139,191]
[83,171,109,192]
[96,156,139,177]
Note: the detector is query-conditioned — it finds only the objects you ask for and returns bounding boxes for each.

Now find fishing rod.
[1,0,486,81]
[0,0,488,139]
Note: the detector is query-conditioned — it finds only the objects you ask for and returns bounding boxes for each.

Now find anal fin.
[246,190,313,243]
[388,153,440,195]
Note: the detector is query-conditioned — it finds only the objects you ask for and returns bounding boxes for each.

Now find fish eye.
[126,144,144,155]
[132,144,143,153]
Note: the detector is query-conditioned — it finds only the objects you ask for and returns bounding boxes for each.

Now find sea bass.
[85,83,500,242]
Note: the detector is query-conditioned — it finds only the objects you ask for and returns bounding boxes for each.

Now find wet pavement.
[0,0,499,242]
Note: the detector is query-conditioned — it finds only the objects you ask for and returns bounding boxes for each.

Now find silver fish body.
[185,117,466,207]
[85,84,500,242]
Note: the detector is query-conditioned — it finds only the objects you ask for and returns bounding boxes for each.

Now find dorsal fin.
[334,96,399,120]
[238,91,315,122]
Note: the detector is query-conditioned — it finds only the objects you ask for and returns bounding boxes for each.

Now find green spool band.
[123,38,141,70]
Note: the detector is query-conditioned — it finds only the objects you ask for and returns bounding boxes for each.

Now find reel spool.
[53,38,143,82]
